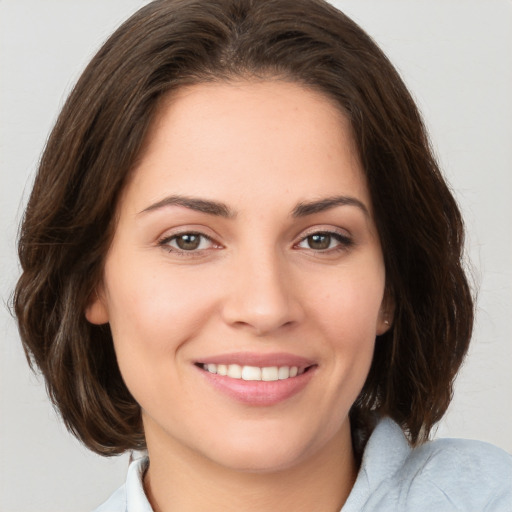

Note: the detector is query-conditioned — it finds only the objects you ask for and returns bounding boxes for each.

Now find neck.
[143,420,357,512]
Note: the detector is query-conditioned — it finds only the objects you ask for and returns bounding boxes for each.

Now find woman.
[14,0,512,510]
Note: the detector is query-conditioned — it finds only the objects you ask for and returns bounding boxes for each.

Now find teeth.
[202,363,303,380]
[278,366,290,380]
[241,366,261,381]
[227,364,242,379]
[261,366,279,381]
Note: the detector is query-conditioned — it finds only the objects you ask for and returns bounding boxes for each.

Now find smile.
[199,363,306,381]
[195,353,317,405]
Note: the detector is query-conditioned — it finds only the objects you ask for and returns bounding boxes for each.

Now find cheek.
[311,266,385,335]
[104,259,217,361]
[102,261,220,411]
[308,265,385,383]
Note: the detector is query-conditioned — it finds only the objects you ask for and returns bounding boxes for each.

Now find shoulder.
[92,456,152,512]
[93,484,127,512]
[400,436,512,510]
[343,418,512,511]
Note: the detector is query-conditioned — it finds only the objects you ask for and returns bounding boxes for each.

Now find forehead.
[124,80,370,215]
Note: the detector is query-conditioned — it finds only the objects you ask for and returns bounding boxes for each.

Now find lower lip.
[197,366,316,406]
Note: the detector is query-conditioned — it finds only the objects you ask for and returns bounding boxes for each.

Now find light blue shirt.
[93,418,512,511]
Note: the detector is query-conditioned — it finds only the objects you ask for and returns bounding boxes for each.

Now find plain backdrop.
[1,1,511,511]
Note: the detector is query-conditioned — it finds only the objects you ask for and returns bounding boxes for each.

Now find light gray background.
[1,1,511,511]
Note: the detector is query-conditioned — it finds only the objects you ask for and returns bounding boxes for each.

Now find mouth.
[194,355,317,406]
[196,363,312,381]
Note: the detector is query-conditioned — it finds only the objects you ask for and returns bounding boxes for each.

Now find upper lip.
[196,352,316,368]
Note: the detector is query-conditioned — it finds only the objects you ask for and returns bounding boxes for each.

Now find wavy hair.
[14,0,473,456]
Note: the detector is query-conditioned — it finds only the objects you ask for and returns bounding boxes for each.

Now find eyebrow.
[140,195,234,218]
[140,194,369,219]
[292,196,369,218]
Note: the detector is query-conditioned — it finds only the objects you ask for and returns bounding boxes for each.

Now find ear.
[85,287,109,325]
[376,291,395,336]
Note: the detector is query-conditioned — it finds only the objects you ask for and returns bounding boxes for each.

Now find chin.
[196,419,345,474]
[207,442,312,474]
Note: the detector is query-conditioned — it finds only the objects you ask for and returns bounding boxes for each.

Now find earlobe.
[376,315,392,335]
[376,293,395,336]
[376,318,391,336]
[85,289,109,325]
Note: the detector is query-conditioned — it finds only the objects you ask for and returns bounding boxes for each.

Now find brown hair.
[14,0,473,456]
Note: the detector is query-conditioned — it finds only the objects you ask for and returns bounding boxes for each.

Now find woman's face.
[87,80,390,472]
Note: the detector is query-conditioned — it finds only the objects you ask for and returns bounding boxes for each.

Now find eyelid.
[157,228,223,255]
[296,225,352,242]
[156,224,220,243]
[294,226,354,251]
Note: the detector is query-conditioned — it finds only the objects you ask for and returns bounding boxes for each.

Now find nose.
[221,248,303,336]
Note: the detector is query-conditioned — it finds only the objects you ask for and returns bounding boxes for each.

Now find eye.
[296,231,353,251]
[159,232,218,253]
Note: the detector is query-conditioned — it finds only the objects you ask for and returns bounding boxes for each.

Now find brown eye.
[307,233,331,250]
[175,234,202,250]
[296,231,353,252]
[160,232,216,253]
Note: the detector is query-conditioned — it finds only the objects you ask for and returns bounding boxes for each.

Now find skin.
[87,80,392,512]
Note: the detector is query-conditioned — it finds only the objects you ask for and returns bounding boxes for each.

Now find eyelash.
[158,231,219,255]
[295,231,354,253]
[158,229,353,256]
